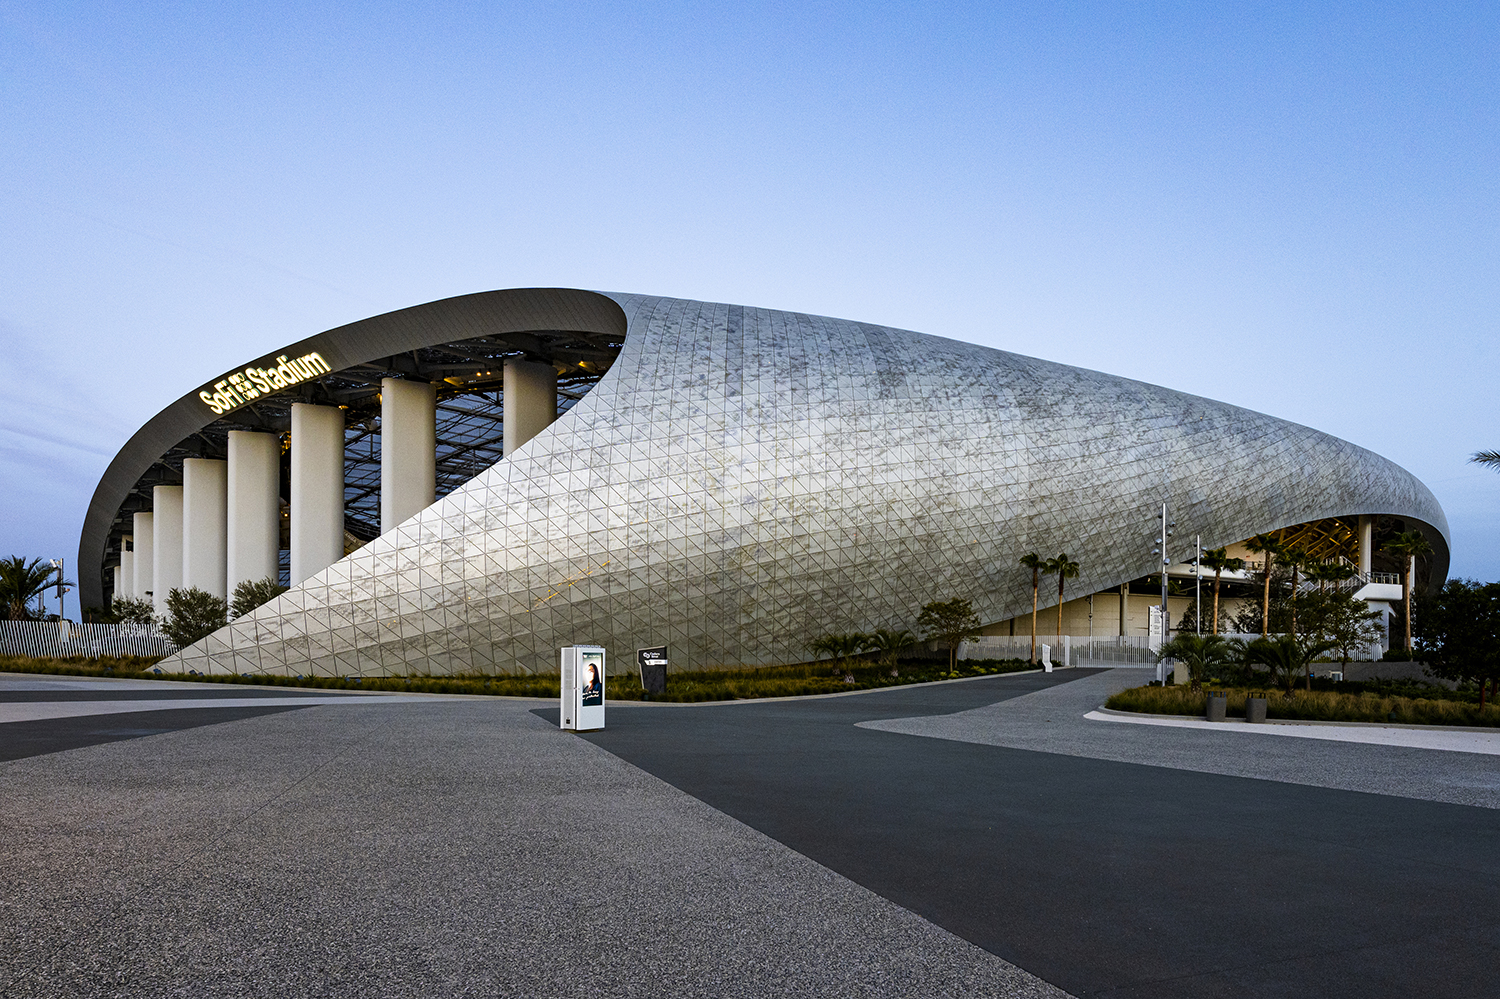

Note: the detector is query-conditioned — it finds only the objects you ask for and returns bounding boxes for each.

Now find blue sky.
[2,1,1496,590]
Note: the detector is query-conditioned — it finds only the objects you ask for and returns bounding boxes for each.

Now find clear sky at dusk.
[1,2,1496,590]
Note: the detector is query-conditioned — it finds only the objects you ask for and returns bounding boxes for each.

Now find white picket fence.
[0,620,177,659]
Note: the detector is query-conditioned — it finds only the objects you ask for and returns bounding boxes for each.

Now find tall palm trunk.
[1056,573,1066,639]
[1211,568,1222,635]
[1260,552,1273,638]
[1030,568,1039,664]
[1290,564,1300,639]
[1403,556,1414,652]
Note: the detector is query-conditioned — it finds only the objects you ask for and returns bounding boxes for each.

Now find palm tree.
[866,627,915,671]
[1383,530,1434,654]
[1157,632,1239,691]
[1046,553,1080,639]
[1307,560,1356,594]
[807,632,871,673]
[1279,545,1311,639]
[0,556,64,620]
[1243,534,1285,638]
[1019,553,1046,663]
[1198,547,1244,635]
[1242,633,1338,693]
[1472,450,1500,468]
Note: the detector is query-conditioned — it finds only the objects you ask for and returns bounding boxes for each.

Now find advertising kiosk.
[560,645,606,731]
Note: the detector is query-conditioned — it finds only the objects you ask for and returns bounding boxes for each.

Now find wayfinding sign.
[560,645,606,731]
[637,646,667,695]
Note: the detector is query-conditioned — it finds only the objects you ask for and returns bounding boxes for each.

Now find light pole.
[49,558,66,622]
[1195,535,1202,636]
[1150,503,1174,638]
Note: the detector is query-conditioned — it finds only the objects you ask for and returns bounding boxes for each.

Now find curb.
[1092,705,1500,734]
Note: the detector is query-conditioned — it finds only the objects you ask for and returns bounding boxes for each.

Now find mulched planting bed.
[1107,683,1500,727]
[1,654,1036,701]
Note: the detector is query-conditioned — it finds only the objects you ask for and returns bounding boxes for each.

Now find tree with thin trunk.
[1019,553,1045,663]
[1305,590,1385,671]
[1279,545,1311,639]
[1046,553,1080,639]
[1420,579,1500,709]
[1383,530,1434,653]
[917,599,983,672]
[1198,547,1244,635]
[1243,534,1284,638]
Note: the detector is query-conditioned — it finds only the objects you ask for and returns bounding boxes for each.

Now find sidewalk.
[860,668,1500,810]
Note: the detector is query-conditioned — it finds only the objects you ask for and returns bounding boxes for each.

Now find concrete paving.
[1087,708,1500,755]
[7,667,1500,998]
[587,669,1500,998]
[861,668,1500,809]
[1,690,1065,999]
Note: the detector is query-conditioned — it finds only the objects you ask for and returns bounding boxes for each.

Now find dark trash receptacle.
[1246,697,1268,723]
[1206,693,1228,722]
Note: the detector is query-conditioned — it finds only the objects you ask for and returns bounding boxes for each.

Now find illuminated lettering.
[196,350,335,416]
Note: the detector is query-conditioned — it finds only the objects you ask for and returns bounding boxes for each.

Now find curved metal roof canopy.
[78,288,627,610]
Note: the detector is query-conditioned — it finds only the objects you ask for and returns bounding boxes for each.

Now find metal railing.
[958,631,1357,669]
[0,621,177,660]
[959,635,1158,666]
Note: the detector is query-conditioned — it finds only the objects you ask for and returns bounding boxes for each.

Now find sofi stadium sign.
[198,352,333,415]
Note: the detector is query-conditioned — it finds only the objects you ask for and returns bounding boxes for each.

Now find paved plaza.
[3,668,1497,998]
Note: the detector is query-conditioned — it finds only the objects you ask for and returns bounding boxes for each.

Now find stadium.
[78,288,1450,675]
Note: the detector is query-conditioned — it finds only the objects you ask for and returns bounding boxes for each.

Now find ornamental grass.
[0,654,1035,701]
[1106,684,1500,728]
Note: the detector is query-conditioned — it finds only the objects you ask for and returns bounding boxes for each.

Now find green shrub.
[1105,683,1500,727]
[160,587,229,647]
[230,577,288,619]
[0,654,1041,700]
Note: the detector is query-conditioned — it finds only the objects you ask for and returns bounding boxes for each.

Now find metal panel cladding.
[160,293,1449,676]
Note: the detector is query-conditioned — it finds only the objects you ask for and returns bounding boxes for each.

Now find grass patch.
[0,654,1038,701]
[1105,683,1500,727]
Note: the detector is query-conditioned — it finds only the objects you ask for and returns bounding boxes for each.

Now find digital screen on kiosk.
[579,651,604,706]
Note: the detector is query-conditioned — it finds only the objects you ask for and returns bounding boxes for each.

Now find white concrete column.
[291,403,345,584]
[503,359,557,455]
[132,513,153,606]
[119,536,135,599]
[380,378,436,533]
[152,485,184,613]
[228,430,282,591]
[183,458,229,598]
[111,565,123,605]
[1358,515,1374,576]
